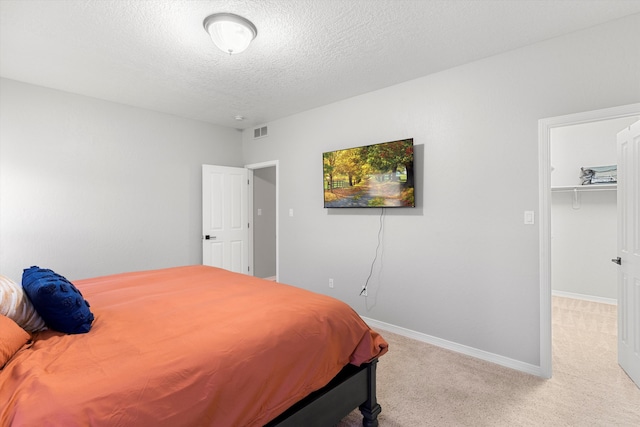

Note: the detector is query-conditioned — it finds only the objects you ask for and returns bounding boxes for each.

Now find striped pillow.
[0,275,46,333]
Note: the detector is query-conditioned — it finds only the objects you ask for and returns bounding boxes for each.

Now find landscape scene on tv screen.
[323,138,415,208]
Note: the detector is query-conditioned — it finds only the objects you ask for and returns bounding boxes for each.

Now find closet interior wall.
[550,117,639,302]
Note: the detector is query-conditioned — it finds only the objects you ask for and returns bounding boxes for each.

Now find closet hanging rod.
[551,184,617,193]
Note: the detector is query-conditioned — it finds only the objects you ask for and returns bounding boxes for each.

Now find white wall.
[551,190,617,300]
[550,117,638,301]
[0,78,243,282]
[242,14,640,369]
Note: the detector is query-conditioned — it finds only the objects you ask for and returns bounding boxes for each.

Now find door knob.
[611,256,622,265]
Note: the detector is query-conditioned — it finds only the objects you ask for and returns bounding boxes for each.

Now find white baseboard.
[361,316,544,378]
[552,290,617,305]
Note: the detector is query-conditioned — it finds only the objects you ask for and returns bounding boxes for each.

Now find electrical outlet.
[361,286,368,297]
[329,278,334,288]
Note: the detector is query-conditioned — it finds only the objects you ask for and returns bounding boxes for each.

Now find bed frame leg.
[359,358,381,427]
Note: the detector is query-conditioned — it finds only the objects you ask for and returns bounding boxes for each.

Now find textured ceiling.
[1,0,640,130]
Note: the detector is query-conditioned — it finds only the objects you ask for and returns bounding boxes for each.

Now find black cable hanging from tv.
[361,208,385,296]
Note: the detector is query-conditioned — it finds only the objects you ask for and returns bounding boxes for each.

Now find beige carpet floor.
[338,296,640,426]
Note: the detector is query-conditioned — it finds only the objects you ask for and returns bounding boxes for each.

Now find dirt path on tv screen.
[326,181,403,207]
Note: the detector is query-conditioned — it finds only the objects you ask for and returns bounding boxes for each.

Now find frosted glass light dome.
[203,13,257,55]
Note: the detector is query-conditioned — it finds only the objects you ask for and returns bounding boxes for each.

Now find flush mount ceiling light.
[203,13,257,55]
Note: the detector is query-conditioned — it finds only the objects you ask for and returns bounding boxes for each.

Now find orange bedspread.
[0,265,387,426]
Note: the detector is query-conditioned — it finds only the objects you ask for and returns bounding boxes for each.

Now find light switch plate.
[524,211,535,225]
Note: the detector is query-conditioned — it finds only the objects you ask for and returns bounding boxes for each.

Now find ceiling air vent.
[253,125,268,139]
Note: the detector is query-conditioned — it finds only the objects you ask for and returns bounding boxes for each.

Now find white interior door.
[616,120,640,388]
[202,165,250,274]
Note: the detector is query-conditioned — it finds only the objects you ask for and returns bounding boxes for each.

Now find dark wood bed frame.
[265,358,380,427]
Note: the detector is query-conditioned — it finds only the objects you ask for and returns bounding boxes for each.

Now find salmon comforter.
[0,265,388,426]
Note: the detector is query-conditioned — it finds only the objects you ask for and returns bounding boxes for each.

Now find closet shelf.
[551,184,617,192]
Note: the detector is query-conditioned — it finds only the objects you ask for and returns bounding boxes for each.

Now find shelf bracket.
[572,188,580,210]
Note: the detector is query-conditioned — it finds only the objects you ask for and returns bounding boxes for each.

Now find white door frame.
[246,160,279,281]
[538,103,640,378]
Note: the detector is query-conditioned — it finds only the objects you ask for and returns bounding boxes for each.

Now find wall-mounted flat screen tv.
[323,138,415,208]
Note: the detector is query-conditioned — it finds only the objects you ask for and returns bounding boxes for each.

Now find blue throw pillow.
[22,266,94,334]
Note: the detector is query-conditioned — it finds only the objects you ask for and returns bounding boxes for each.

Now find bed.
[0,265,388,426]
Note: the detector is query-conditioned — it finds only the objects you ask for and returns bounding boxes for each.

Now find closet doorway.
[538,103,640,380]
[247,161,279,281]
[549,116,637,387]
